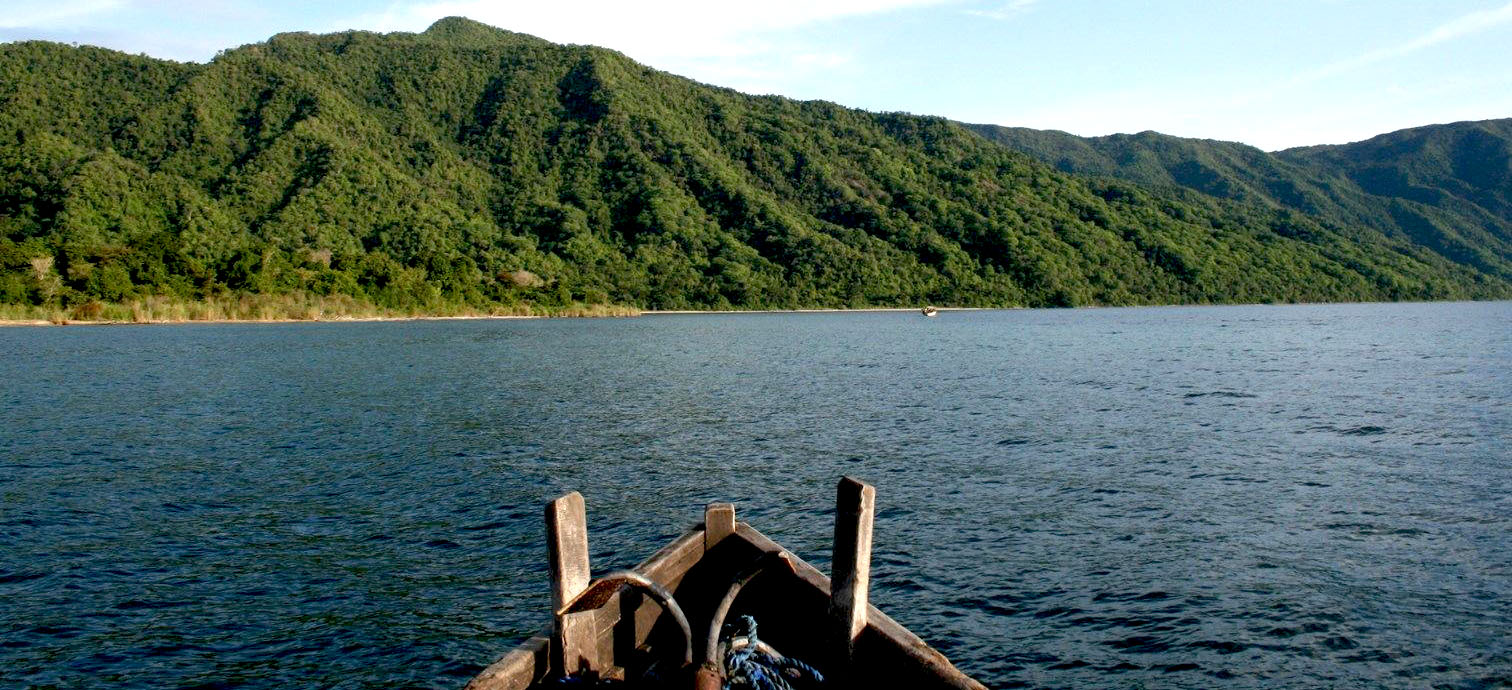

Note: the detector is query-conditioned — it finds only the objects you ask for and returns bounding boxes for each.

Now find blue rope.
[722,616,825,690]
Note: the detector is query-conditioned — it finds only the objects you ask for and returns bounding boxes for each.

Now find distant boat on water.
[922,306,939,317]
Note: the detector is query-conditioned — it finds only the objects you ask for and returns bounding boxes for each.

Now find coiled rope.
[720,616,825,690]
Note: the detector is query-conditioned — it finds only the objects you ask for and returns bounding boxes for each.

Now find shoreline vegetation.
[0,292,978,326]
[6,292,1503,327]
[0,293,639,326]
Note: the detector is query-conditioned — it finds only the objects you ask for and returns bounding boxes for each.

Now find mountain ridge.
[965,118,1512,282]
[2,17,1507,317]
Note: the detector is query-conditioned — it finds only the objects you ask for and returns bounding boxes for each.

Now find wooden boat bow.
[464,477,986,690]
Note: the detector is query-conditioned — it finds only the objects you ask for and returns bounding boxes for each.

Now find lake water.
[1,302,1508,689]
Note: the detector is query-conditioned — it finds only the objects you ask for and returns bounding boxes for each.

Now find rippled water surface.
[2,302,1508,689]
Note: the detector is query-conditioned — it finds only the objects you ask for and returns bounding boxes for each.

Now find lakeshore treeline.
[2,17,1509,318]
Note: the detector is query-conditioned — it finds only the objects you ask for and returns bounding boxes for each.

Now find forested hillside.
[2,18,1507,319]
[967,120,1512,284]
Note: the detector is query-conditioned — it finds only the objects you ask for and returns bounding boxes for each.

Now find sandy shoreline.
[0,314,547,327]
[0,306,990,327]
[643,307,981,315]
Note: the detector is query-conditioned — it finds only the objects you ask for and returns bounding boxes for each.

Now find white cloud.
[0,0,127,29]
[966,0,1039,21]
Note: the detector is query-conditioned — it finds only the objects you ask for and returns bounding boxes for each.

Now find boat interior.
[465,478,983,690]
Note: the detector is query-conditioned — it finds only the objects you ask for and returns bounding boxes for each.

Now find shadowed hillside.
[967,120,1512,283]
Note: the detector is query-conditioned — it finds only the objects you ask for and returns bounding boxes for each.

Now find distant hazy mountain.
[965,120,1512,282]
[2,18,1506,316]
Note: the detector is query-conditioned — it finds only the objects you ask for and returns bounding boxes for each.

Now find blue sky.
[4,0,1510,150]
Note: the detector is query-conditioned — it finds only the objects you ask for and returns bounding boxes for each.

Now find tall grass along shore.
[0,293,640,326]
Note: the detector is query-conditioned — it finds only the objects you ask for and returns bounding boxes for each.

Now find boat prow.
[922,306,939,317]
[465,478,984,689]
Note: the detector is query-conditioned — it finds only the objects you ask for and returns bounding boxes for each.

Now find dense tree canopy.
[968,120,1512,285]
[2,18,1507,317]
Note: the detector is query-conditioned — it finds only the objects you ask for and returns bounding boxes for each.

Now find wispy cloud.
[1221,1,1512,112]
[996,63,1512,150]
[966,0,1040,21]
[345,0,953,60]
[1295,0,1512,86]
[338,0,947,96]
[0,0,127,29]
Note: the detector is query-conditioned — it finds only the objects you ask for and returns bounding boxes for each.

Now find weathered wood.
[462,632,549,690]
[733,523,829,594]
[546,491,599,675]
[639,527,707,584]
[859,612,988,690]
[704,502,735,550]
[558,569,694,666]
[702,550,796,666]
[735,522,986,690]
[829,476,875,656]
[628,528,707,649]
[472,486,986,690]
[725,523,985,690]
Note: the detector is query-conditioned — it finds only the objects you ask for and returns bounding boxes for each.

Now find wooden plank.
[629,528,706,650]
[829,477,875,656]
[638,527,707,586]
[463,632,549,690]
[704,502,735,550]
[473,502,985,690]
[734,523,984,689]
[734,522,984,689]
[733,523,829,593]
[546,491,599,675]
[860,611,988,690]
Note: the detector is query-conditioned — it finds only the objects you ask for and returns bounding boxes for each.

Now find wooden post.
[705,502,735,550]
[829,476,875,661]
[547,491,598,676]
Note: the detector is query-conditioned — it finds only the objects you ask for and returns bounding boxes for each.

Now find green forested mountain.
[966,119,1512,284]
[2,18,1507,318]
